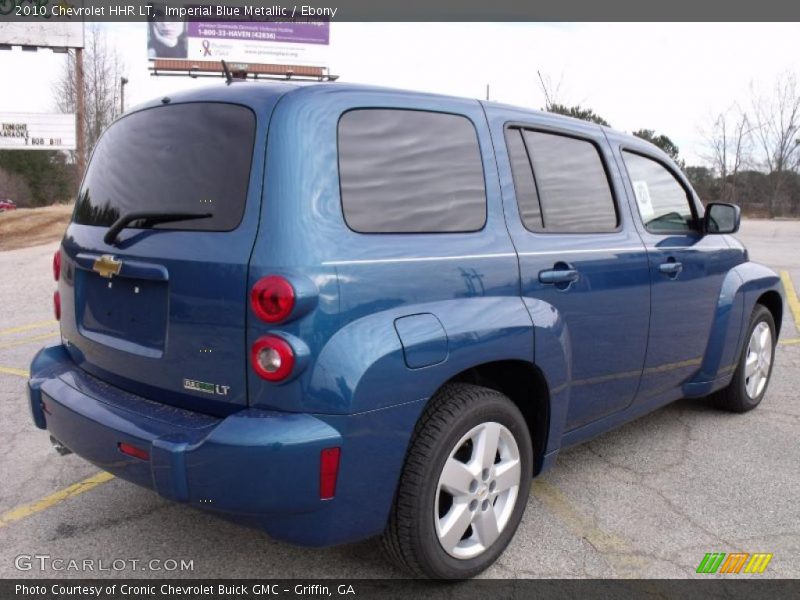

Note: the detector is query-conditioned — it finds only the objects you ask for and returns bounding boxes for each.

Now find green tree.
[684,165,718,202]
[547,103,611,127]
[0,150,73,207]
[632,129,681,163]
[684,165,715,188]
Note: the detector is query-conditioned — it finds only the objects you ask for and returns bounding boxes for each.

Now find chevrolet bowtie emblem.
[92,254,122,278]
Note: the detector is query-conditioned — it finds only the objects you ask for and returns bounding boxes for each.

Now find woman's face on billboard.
[153,22,185,46]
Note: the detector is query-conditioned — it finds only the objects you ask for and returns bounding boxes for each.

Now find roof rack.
[149,59,339,82]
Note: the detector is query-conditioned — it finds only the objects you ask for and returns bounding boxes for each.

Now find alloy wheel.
[434,421,521,559]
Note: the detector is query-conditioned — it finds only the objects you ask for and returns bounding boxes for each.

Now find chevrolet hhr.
[29,82,783,578]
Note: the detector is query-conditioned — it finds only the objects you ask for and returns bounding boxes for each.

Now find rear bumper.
[28,344,424,546]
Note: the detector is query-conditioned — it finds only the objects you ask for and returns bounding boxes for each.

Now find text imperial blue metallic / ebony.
[28,81,784,579]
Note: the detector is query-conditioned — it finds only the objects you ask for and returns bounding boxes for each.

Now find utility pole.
[75,46,86,179]
[485,83,490,101]
[120,77,128,113]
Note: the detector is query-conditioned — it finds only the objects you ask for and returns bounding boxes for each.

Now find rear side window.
[526,130,617,232]
[73,103,255,231]
[338,109,487,233]
[622,151,697,233]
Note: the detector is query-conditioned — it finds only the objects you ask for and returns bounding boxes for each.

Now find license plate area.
[77,271,168,358]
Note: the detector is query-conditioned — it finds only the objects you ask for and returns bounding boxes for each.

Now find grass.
[0,204,73,251]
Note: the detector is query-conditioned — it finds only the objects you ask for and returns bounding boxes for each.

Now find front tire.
[382,383,533,579]
[713,304,776,413]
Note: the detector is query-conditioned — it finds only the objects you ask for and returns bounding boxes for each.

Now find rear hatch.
[59,101,264,414]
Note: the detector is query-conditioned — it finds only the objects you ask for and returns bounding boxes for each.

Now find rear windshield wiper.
[104,211,213,245]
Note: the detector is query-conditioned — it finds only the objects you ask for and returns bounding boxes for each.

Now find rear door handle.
[539,268,579,285]
[659,261,683,276]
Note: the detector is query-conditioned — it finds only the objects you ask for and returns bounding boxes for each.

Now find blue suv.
[29,82,783,578]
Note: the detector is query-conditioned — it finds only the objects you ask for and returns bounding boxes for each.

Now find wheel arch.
[756,289,783,336]
[687,262,784,396]
[438,359,550,476]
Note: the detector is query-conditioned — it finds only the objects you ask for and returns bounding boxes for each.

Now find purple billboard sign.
[149,18,330,66]
[187,21,329,45]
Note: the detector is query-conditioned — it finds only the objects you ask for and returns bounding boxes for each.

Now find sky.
[2,22,800,165]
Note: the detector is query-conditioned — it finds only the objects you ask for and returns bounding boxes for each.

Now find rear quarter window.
[337,109,487,233]
[73,103,255,232]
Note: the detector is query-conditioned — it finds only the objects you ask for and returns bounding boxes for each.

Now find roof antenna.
[221,60,233,85]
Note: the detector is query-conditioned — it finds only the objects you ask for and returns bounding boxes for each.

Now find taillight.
[251,335,295,381]
[53,249,61,281]
[320,447,341,500]
[53,291,61,321]
[250,276,295,323]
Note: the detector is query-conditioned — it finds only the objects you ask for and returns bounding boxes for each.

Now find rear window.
[73,103,255,231]
[338,109,487,233]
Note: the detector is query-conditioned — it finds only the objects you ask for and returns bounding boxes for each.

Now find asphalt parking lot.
[1,219,798,579]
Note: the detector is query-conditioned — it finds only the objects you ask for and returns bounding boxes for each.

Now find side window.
[505,127,618,233]
[622,151,697,233]
[338,109,487,233]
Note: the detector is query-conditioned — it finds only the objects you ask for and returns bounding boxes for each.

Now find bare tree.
[750,71,800,216]
[702,106,752,203]
[53,24,125,170]
[536,70,565,111]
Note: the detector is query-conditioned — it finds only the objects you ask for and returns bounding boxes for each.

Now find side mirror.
[704,203,741,234]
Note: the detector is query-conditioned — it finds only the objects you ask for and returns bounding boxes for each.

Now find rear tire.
[381,383,532,579]
[713,304,776,413]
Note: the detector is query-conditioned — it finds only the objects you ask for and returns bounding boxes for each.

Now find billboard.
[147,20,330,67]
[0,22,84,49]
[0,113,76,151]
